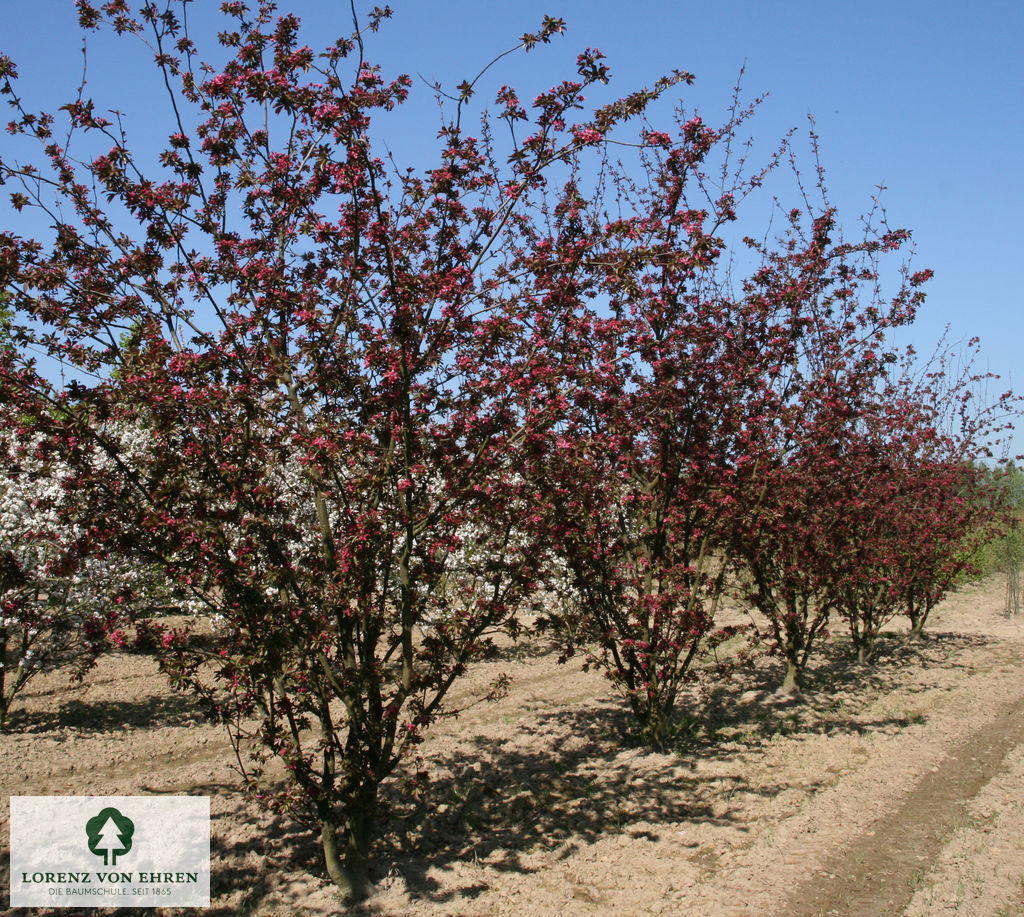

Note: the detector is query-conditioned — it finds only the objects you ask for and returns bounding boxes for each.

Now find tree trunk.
[856,639,872,665]
[639,703,673,753]
[907,614,928,641]
[318,786,378,903]
[905,592,927,640]
[776,658,802,696]
[320,816,360,901]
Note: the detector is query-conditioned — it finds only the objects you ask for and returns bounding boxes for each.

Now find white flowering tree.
[0,419,197,730]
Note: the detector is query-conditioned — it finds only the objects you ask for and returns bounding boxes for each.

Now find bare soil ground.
[3,575,1024,916]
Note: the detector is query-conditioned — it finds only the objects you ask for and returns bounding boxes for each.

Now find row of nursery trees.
[0,1,1016,900]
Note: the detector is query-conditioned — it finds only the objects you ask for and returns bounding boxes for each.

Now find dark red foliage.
[0,0,685,897]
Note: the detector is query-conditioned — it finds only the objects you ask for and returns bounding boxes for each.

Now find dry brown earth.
[3,575,1024,916]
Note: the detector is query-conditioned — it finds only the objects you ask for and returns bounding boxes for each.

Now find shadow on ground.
[688,630,997,749]
[5,690,207,735]
[199,629,1003,914]
[350,630,1000,910]
[2,629,996,916]
[201,787,325,917]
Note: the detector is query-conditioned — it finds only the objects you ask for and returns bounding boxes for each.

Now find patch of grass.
[909,866,928,893]
[949,810,980,834]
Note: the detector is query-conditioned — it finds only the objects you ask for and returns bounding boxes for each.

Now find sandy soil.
[3,575,1024,916]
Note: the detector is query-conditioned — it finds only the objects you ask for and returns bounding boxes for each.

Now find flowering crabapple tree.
[739,304,1016,679]
[827,439,961,663]
[731,203,934,693]
[524,100,825,750]
[895,349,1019,639]
[0,0,686,898]
[828,346,1018,660]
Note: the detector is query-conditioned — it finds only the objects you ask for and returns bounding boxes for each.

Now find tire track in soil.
[784,690,1024,917]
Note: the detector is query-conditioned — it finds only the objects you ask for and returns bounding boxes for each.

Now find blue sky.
[3,1,1022,452]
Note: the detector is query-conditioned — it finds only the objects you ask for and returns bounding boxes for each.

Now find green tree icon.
[86,807,135,866]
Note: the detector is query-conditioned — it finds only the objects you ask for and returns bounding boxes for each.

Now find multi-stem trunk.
[907,610,929,641]
[905,586,934,640]
[638,701,675,753]
[747,563,827,696]
[775,602,807,696]
[845,581,891,664]
[317,782,379,902]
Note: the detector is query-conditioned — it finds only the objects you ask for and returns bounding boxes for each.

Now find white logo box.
[9,796,210,908]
